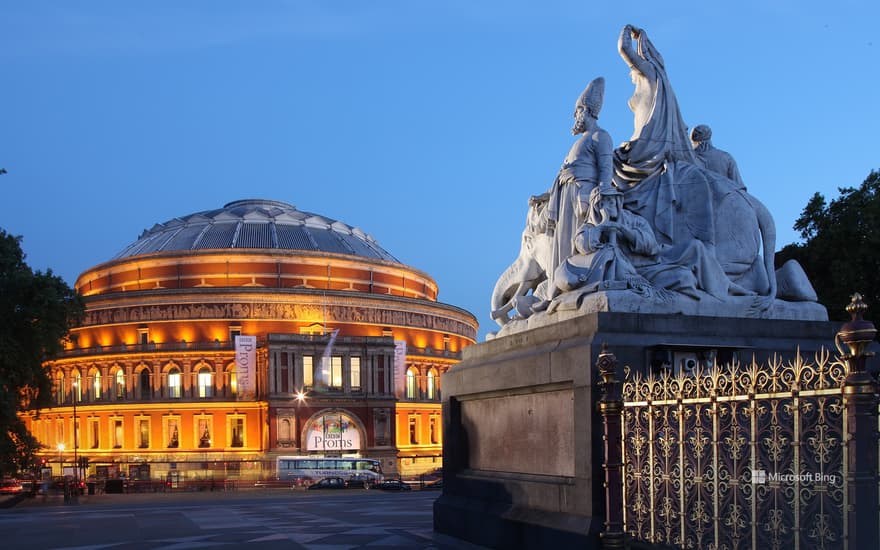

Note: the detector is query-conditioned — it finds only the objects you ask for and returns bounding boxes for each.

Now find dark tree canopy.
[0,229,83,475]
[776,170,880,321]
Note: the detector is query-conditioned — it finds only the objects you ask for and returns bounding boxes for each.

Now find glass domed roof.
[112,199,398,262]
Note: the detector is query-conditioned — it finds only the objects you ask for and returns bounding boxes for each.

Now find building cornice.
[77,289,478,341]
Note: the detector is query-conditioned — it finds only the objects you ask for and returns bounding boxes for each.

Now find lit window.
[112,419,123,449]
[93,371,102,401]
[165,417,180,449]
[426,369,437,400]
[230,416,245,448]
[72,373,82,402]
[331,356,342,389]
[300,323,325,335]
[315,356,333,388]
[198,367,213,398]
[430,417,439,444]
[168,368,181,398]
[197,417,212,448]
[406,368,418,399]
[115,370,125,399]
[303,356,314,387]
[228,366,238,396]
[138,418,150,449]
[350,357,361,390]
[90,419,100,449]
[139,368,152,400]
[409,416,418,444]
[56,374,65,405]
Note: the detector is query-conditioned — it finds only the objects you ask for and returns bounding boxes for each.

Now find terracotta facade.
[23,200,477,483]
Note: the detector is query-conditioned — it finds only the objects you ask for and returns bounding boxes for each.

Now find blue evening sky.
[1,1,877,340]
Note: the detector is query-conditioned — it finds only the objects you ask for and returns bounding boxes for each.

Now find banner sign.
[234,335,257,399]
[393,340,407,399]
[306,412,361,451]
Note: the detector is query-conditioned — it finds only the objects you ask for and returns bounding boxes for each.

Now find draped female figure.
[614,25,696,187]
[612,24,777,305]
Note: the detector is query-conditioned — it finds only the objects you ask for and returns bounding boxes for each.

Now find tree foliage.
[776,170,880,320]
[0,229,83,475]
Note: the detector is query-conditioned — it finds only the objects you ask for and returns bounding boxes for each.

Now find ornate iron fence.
[622,351,848,548]
[598,295,880,550]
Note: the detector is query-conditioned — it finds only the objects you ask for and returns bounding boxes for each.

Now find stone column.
[837,294,880,549]
[596,344,625,550]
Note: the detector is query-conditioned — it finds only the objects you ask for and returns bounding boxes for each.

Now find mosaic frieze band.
[82,301,477,340]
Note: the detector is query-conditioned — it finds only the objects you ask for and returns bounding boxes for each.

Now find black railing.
[57,338,462,361]
[57,340,236,358]
[51,373,240,407]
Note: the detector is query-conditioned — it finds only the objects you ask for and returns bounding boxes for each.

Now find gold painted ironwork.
[622,349,851,549]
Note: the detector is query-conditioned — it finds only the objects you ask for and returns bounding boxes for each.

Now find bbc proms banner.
[234,335,257,399]
[305,412,361,451]
[392,340,407,399]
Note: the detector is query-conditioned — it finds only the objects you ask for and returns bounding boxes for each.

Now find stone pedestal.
[433,311,838,549]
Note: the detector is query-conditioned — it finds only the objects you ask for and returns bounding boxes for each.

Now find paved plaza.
[0,489,485,549]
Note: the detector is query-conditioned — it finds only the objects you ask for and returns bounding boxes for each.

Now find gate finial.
[836,293,876,365]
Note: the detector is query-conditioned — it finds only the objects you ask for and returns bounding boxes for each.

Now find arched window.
[56,372,65,405]
[72,371,82,402]
[168,367,182,399]
[90,368,102,401]
[426,368,437,400]
[139,368,151,400]
[226,364,238,397]
[114,369,125,400]
[198,366,213,398]
[406,367,418,400]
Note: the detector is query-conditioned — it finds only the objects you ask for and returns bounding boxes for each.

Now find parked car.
[306,477,348,490]
[374,479,412,492]
[18,477,38,496]
[422,479,443,490]
[345,473,375,489]
[291,476,315,488]
[0,478,23,494]
[104,479,127,494]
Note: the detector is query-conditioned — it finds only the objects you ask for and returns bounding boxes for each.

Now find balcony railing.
[50,373,240,407]
[56,340,237,358]
[57,339,461,360]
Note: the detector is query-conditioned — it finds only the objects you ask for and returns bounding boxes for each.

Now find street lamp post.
[295,390,307,451]
[57,443,67,502]
[72,379,79,503]
[57,443,65,475]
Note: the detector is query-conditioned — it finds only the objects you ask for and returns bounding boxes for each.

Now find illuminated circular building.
[25,199,477,484]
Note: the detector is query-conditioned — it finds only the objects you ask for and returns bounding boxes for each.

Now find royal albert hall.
[24,199,477,484]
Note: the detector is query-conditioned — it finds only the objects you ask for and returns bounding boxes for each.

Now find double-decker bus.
[276,456,383,485]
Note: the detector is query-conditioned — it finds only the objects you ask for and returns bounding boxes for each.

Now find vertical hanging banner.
[234,335,257,400]
[393,340,407,399]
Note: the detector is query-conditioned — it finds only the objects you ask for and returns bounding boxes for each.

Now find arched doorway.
[301,409,366,455]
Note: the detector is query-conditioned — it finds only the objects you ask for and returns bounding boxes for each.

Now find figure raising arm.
[618,25,654,82]
[614,23,695,178]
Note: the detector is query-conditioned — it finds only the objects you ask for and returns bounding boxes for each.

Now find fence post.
[597,343,625,549]
[837,293,879,548]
